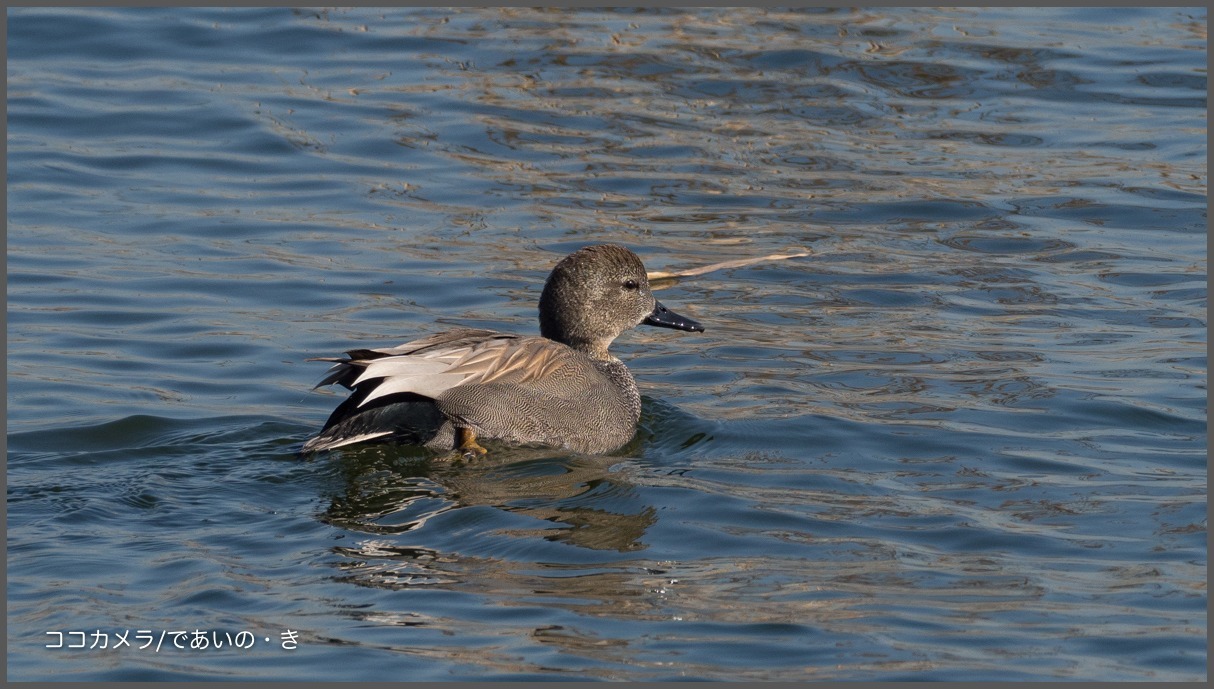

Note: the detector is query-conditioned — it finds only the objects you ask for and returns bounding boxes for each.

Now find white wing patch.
[357,372,468,406]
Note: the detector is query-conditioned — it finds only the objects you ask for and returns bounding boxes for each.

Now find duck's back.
[304,328,642,454]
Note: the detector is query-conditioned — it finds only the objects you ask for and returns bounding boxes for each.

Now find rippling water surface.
[7,7,1206,681]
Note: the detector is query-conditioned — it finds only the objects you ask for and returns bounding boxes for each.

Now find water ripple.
[7,6,1205,682]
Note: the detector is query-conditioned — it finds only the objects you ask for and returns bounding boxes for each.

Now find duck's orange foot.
[456,426,489,460]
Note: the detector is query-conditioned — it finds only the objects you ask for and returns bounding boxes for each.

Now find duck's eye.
[622,279,640,290]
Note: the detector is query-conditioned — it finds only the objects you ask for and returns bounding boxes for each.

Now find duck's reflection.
[320,442,658,590]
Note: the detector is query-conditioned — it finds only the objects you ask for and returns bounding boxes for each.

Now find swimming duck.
[303,244,704,455]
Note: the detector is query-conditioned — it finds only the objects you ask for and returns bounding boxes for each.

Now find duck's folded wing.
[309,328,503,388]
[312,330,577,409]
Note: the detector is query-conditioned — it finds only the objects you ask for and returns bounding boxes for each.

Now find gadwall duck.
[302,244,704,455]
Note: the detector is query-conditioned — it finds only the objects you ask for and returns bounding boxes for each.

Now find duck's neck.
[555,335,614,362]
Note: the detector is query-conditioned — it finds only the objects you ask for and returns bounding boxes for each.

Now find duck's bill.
[644,300,704,332]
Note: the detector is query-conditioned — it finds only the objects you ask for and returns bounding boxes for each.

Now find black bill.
[643,300,704,332]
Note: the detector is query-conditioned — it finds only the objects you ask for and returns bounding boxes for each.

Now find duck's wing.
[309,328,502,388]
[311,328,576,408]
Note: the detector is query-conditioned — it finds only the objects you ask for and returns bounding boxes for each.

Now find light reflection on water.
[6,6,1206,681]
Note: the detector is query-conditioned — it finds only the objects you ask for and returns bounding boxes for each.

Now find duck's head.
[538,244,703,356]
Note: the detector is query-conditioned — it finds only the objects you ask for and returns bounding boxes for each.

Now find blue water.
[7,6,1206,681]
